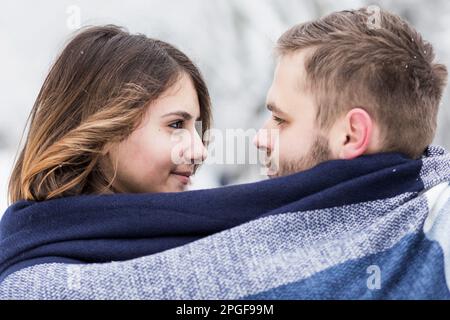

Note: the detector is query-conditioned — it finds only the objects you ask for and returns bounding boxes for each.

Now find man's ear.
[337,108,374,160]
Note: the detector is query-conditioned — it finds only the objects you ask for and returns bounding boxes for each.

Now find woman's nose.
[184,131,208,164]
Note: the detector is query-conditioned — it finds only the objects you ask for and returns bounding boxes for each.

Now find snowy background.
[1,0,449,217]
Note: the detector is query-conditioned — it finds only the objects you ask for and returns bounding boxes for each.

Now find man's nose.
[253,123,272,151]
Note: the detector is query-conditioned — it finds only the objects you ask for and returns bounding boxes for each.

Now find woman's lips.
[171,172,192,185]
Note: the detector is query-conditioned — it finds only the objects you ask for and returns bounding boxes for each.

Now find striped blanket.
[0,145,449,299]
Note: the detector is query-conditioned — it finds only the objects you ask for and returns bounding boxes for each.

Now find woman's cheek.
[144,141,177,176]
[168,144,182,166]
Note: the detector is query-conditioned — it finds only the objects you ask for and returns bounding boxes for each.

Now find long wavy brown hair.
[8,25,212,205]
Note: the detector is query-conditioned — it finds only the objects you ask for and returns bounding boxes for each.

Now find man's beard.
[268,134,332,178]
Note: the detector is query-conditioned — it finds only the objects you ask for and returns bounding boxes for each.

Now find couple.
[1,7,450,299]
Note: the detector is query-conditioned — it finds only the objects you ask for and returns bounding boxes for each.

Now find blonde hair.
[277,7,448,159]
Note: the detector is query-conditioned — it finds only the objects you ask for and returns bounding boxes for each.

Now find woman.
[0,24,230,287]
[8,25,212,204]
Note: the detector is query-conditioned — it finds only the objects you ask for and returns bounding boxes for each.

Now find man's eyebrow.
[162,111,201,121]
[266,103,288,116]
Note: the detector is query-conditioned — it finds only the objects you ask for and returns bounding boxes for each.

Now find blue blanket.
[0,145,449,299]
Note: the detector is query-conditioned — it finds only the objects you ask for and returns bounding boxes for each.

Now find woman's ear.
[337,108,374,160]
[101,142,114,156]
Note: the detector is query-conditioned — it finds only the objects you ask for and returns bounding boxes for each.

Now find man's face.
[254,51,333,178]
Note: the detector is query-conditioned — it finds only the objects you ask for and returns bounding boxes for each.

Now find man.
[254,8,447,177]
[1,7,449,300]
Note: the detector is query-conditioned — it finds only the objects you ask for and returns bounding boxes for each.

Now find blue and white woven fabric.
[0,145,449,299]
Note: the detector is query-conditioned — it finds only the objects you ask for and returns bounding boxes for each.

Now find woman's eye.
[272,115,285,125]
[169,120,184,129]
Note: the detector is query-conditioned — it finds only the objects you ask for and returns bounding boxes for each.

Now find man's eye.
[272,116,284,125]
[169,120,184,129]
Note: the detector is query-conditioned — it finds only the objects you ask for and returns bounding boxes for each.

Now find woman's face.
[106,73,208,193]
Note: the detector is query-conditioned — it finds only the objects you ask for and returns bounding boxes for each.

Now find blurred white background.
[1,0,449,216]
